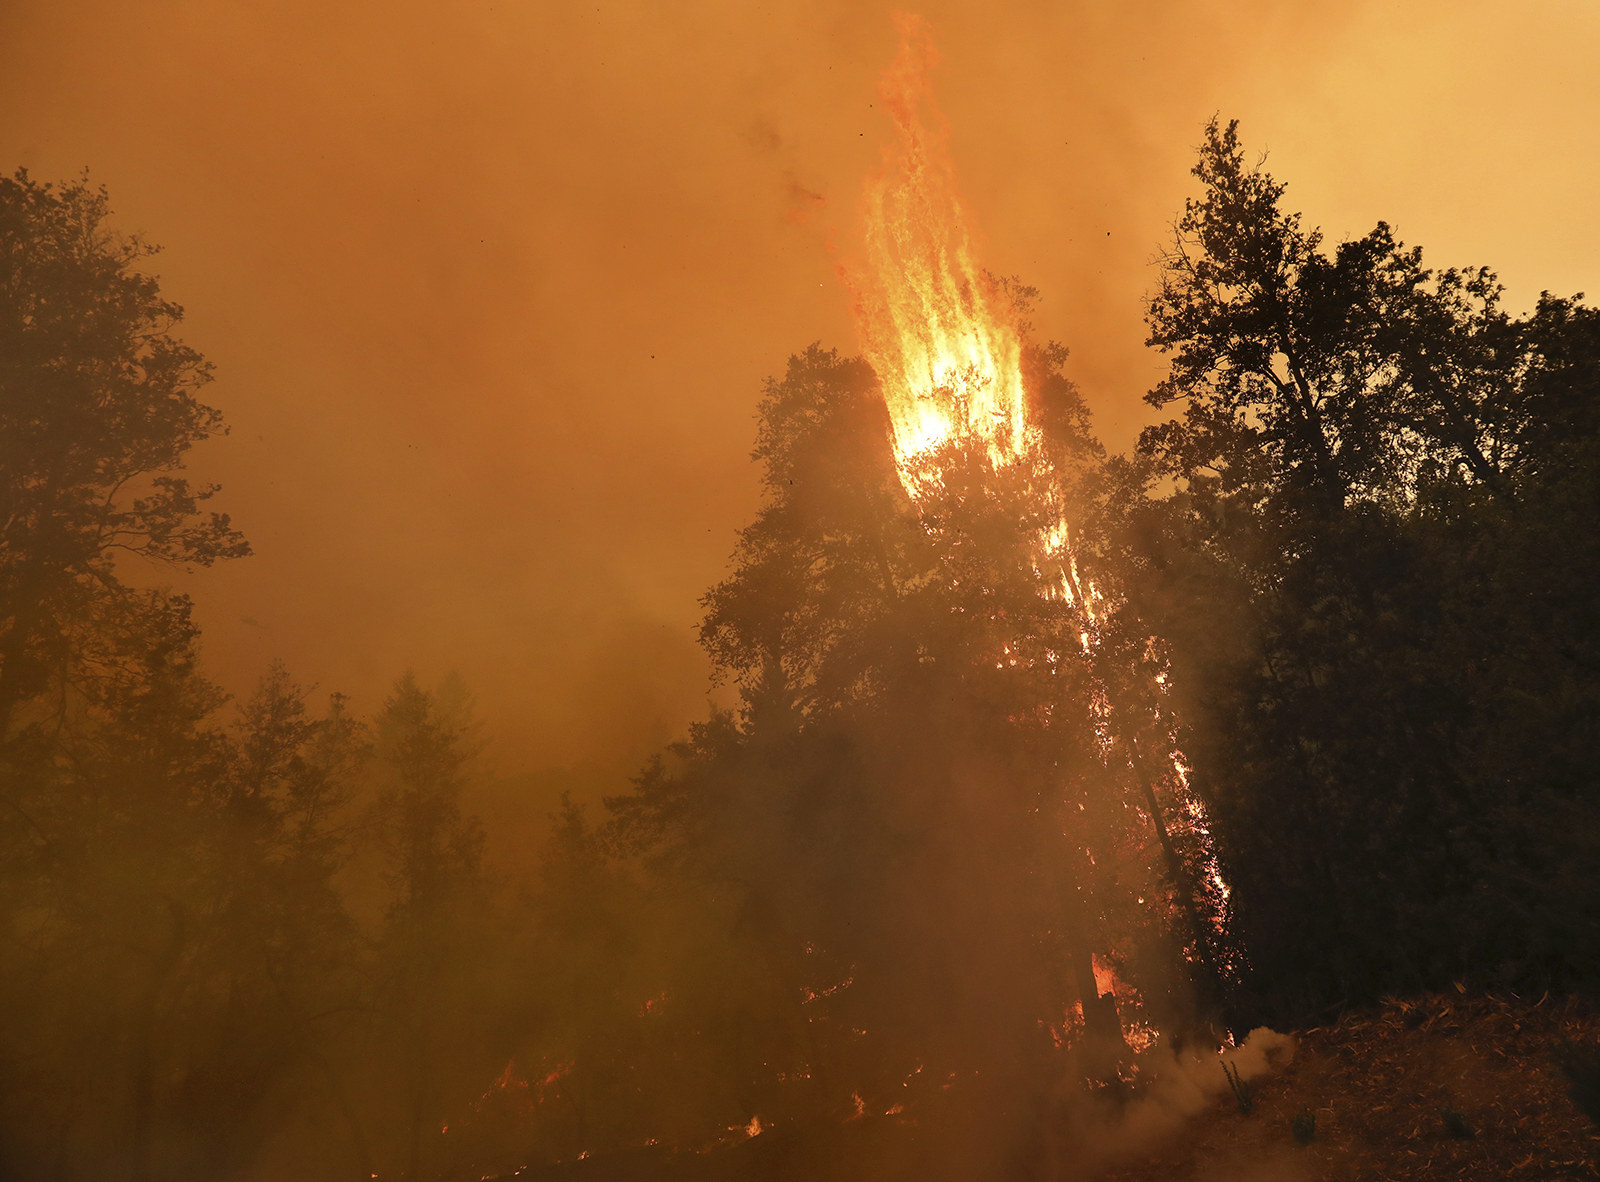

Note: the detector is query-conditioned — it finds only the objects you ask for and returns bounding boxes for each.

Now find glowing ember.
[1091,954,1117,999]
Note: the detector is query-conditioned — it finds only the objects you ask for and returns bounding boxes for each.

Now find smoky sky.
[3,0,1597,775]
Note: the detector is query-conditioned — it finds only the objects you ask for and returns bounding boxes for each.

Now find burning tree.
[608,18,1237,1162]
[847,17,1235,1031]
[846,11,1235,1044]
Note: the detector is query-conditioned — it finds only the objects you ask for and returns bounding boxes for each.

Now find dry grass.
[1095,991,1600,1181]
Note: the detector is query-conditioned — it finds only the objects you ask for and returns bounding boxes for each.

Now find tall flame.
[853,14,1032,480]
[849,13,1087,610]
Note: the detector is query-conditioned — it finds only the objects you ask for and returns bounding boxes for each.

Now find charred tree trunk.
[1059,892,1124,1081]
[1125,736,1224,1023]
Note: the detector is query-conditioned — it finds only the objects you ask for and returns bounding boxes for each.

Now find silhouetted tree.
[0,169,247,741]
[1133,119,1600,1016]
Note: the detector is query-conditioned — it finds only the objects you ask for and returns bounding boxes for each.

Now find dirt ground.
[1094,992,1600,1181]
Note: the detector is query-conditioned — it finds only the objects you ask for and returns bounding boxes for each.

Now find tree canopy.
[0,169,247,739]
[1132,119,1600,1015]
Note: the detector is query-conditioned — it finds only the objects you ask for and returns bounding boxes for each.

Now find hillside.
[1097,993,1600,1181]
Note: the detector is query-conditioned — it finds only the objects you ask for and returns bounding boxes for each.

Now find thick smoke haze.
[3,0,1597,777]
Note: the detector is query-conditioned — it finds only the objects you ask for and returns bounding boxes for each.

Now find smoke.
[1077,1028,1298,1169]
[3,0,1595,781]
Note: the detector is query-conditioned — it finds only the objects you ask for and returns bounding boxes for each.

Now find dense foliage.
[1127,119,1600,1016]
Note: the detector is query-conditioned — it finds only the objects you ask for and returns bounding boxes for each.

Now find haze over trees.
[0,117,1596,1180]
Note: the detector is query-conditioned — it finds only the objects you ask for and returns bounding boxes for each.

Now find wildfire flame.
[848,14,1094,617]
[853,14,1031,479]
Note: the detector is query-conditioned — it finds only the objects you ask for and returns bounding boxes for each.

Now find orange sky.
[4,0,1597,777]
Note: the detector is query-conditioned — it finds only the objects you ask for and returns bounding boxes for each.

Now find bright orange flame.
[849,14,1093,615]
[852,13,1031,479]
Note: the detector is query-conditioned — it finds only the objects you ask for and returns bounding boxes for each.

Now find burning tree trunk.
[615,20,1243,1160]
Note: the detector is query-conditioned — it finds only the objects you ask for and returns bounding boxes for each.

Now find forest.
[1,115,1597,1181]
